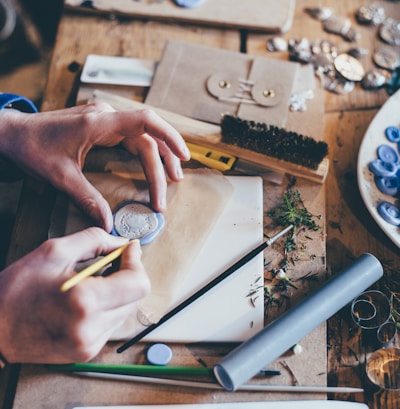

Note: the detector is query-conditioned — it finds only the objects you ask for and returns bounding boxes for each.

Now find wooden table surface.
[1,0,400,408]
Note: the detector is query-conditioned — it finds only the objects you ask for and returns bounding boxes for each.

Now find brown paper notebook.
[65,0,296,33]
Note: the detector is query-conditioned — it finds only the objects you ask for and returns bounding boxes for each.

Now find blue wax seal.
[378,201,400,226]
[112,200,164,245]
[174,0,207,8]
[385,126,400,143]
[377,144,399,164]
[146,343,172,366]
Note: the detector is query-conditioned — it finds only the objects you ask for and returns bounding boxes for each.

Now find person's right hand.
[0,227,150,364]
[0,103,191,231]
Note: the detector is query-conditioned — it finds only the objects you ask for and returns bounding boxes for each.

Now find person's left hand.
[0,102,190,231]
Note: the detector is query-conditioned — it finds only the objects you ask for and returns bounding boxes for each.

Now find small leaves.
[264,187,322,316]
[268,189,320,230]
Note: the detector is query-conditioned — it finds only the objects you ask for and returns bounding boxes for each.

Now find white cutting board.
[113,176,265,342]
[73,401,368,409]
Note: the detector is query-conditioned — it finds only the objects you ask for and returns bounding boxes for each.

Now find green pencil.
[47,363,213,378]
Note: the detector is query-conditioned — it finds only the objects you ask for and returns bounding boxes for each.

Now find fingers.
[54,166,114,232]
[119,109,190,162]
[134,136,169,212]
[79,240,151,311]
[56,227,129,265]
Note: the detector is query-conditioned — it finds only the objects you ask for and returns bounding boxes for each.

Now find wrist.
[0,93,37,153]
[0,94,37,181]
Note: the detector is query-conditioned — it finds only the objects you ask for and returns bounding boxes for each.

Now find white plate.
[357,89,400,248]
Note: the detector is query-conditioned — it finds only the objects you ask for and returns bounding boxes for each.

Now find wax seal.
[112,201,164,244]
[146,343,173,366]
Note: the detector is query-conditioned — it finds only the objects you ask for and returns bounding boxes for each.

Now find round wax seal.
[112,201,164,245]
[174,0,207,8]
[146,343,172,366]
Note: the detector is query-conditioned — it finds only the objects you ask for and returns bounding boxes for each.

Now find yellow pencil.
[60,240,138,293]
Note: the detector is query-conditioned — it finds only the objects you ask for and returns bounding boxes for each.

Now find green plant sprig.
[267,189,320,231]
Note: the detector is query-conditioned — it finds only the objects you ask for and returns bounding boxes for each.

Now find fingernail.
[176,165,184,179]
[182,143,191,159]
[159,197,167,211]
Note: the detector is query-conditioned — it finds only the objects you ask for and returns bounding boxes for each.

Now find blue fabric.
[0,93,38,113]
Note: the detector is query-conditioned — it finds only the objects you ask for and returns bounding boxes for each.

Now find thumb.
[59,170,113,232]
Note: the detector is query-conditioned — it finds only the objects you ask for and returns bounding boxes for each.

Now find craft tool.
[220,115,328,171]
[89,90,329,183]
[117,224,294,353]
[60,240,138,292]
[186,141,284,182]
[213,253,384,391]
[71,372,364,394]
[350,290,397,346]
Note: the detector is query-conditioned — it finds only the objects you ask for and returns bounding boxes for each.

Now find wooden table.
[1,1,400,408]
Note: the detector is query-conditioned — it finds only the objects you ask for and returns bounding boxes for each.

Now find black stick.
[117,224,293,353]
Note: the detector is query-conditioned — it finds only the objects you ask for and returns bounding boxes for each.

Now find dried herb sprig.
[267,189,320,231]
[263,187,322,318]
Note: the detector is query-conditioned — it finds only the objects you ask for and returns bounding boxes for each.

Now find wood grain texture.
[246,0,400,113]
[64,0,296,33]
[3,1,400,408]
[41,13,241,112]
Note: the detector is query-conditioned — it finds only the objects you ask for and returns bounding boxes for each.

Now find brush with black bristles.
[90,90,330,184]
[220,115,328,171]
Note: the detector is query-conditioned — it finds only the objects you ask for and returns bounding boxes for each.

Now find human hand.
[0,228,150,364]
[0,102,191,231]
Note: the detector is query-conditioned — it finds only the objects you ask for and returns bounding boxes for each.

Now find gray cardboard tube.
[213,253,383,391]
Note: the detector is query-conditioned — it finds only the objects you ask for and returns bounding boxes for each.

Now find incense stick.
[117,225,293,353]
[75,372,364,393]
[60,240,138,292]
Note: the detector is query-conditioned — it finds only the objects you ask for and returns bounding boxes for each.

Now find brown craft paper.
[145,40,299,127]
[53,166,234,326]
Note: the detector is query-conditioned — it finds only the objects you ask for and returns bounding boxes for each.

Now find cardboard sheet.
[65,0,296,33]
